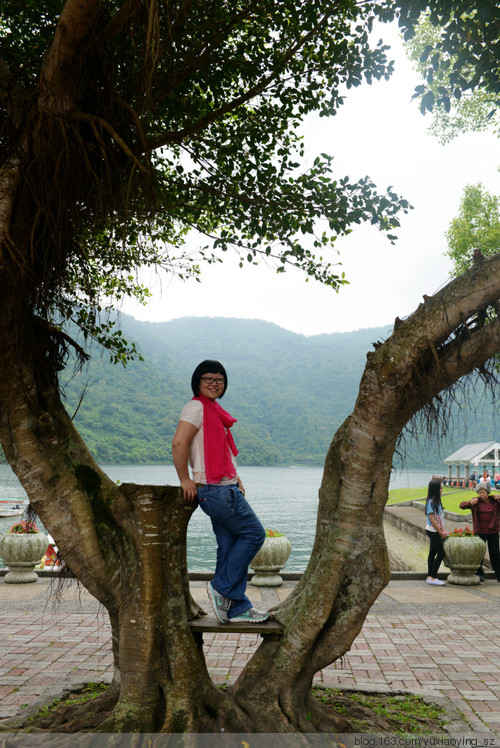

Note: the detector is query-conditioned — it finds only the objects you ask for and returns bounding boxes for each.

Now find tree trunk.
[3,255,500,732]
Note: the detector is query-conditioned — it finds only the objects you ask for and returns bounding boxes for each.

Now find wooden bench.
[189,614,284,640]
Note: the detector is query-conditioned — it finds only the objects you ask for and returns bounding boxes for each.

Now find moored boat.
[0,500,27,518]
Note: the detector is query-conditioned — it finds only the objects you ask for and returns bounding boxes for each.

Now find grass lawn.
[387,486,480,515]
[441,490,475,514]
[387,486,460,504]
[387,487,428,503]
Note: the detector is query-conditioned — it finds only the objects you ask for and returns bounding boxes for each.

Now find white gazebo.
[444,442,500,482]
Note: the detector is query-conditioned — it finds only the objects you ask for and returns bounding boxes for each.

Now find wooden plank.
[189,614,284,636]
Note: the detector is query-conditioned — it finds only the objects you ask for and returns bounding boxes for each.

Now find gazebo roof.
[444,442,500,464]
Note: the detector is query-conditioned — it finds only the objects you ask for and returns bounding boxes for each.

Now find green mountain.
[61,315,498,468]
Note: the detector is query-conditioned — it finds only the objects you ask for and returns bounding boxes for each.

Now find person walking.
[172,359,268,623]
[460,484,500,582]
[425,479,448,585]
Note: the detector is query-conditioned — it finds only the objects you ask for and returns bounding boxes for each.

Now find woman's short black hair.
[191,360,228,397]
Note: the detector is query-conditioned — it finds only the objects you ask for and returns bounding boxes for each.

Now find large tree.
[1,0,500,734]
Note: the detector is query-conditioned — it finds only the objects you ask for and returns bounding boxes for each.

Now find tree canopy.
[446,183,500,274]
[405,13,500,142]
[1,0,413,362]
[396,0,500,125]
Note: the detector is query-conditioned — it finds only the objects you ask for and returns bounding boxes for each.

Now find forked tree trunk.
[2,0,500,732]
[1,256,500,732]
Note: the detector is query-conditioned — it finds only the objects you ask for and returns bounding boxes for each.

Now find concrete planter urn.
[250,531,292,587]
[443,533,486,586]
[0,522,48,584]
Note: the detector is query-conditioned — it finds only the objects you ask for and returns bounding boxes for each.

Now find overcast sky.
[121,23,500,337]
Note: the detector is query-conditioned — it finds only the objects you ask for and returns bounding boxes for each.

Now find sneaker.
[206,581,232,624]
[229,608,269,623]
[426,578,445,586]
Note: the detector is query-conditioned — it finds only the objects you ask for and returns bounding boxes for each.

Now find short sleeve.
[179,400,203,429]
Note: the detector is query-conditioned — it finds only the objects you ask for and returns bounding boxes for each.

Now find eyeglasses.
[201,376,224,386]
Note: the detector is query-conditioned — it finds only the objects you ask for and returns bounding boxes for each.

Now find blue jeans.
[197,484,265,617]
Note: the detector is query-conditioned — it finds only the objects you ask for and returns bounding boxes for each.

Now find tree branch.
[0,54,26,114]
[147,5,338,150]
[403,316,500,420]
[39,0,102,114]
[0,154,22,267]
[366,253,500,392]
[70,110,149,173]
[101,0,143,44]
[149,0,263,101]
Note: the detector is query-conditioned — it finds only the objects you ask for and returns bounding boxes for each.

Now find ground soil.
[312,688,447,733]
[7,684,447,734]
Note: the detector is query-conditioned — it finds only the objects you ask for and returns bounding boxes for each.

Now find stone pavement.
[2,575,500,737]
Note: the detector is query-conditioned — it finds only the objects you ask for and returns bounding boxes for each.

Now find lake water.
[0,463,437,571]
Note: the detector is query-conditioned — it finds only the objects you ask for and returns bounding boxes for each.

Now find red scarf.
[193,395,238,484]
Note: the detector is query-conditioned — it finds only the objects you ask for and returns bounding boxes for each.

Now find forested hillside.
[62,315,498,467]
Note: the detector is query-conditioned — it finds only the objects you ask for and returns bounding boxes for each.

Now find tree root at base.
[1,682,446,734]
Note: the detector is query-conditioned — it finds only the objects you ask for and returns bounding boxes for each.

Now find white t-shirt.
[179,400,237,485]
[425,499,444,533]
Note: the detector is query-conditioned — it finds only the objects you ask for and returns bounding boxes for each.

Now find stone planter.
[250,535,292,586]
[443,535,486,586]
[0,531,48,583]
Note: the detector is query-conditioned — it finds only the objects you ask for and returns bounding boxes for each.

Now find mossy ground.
[312,687,448,733]
[13,683,447,734]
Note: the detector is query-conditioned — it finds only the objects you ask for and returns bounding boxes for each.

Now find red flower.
[448,526,474,537]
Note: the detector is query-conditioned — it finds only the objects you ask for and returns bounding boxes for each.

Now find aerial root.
[304,691,352,733]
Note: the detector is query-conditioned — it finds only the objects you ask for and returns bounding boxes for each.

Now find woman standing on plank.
[172,359,268,623]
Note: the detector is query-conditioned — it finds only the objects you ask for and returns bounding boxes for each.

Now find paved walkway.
[2,575,500,737]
